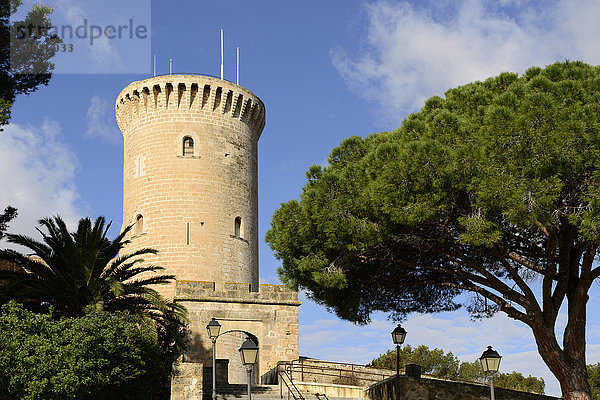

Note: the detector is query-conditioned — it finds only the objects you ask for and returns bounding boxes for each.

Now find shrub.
[0,301,169,400]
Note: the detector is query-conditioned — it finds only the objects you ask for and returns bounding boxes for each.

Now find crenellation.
[223,90,233,114]
[141,87,150,113]
[165,83,175,109]
[177,83,186,109]
[232,93,243,118]
[152,84,161,110]
[115,76,265,136]
[201,84,210,109]
[129,92,139,119]
[241,98,252,121]
[188,83,198,109]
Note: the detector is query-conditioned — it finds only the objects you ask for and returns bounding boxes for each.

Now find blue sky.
[3,0,600,396]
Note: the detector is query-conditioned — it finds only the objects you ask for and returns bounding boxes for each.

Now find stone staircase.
[214,384,345,400]
[215,384,283,400]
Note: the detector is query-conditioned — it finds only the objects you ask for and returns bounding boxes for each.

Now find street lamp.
[206,318,222,400]
[480,346,502,400]
[391,325,406,400]
[239,338,259,400]
[391,325,407,377]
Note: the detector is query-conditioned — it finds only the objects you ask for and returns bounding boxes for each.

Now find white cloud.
[85,96,121,144]
[588,344,600,364]
[333,0,600,123]
[0,120,85,244]
[298,304,585,396]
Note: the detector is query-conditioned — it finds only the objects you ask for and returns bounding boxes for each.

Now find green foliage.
[0,205,16,239]
[494,371,545,395]
[267,61,600,397]
[266,62,600,322]
[589,363,600,400]
[0,301,168,400]
[457,360,483,381]
[369,346,544,394]
[267,61,600,322]
[0,0,61,127]
[369,345,461,378]
[0,215,188,356]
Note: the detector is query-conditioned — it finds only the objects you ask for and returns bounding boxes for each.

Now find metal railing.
[279,367,305,400]
[279,358,395,387]
[274,358,489,395]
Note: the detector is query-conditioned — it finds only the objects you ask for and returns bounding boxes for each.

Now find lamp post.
[391,325,406,400]
[239,338,259,400]
[206,318,222,400]
[480,346,502,400]
[391,325,407,378]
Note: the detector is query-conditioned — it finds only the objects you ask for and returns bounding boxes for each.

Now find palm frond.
[1,214,189,350]
[101,248,159,279]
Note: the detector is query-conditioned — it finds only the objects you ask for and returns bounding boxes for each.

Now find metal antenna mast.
[220,28,224,80]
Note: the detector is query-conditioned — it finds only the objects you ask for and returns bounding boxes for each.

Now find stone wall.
[171,362,204,400]
[116,74,265,299]
[364,376,560,400]
[115,74,301,399]
[176,281,299,385]
[289,358,394,387]
[294,382,364,400]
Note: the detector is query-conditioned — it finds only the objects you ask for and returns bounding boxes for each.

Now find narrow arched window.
[183,136,194,156]
[234,217,242,237]
[134,214,144,235]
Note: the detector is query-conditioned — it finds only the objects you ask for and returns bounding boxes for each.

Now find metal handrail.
[285,359,394,384]
[279,367,305,400]
[278,358,489,389]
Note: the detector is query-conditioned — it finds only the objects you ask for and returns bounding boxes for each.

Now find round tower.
[115,75,266,298]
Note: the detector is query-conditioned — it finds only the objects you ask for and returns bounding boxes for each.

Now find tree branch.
[580,246,596,282]
[534,219,549,237]
[380,278,529,322]
[592,266,600,281]
[541,227,559,324]
[496,244,549,275]
[358,252,531,311]
[438,220,530,308]
[493,246,541,316]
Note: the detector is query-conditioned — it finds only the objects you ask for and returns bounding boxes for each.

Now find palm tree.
[0,215,187,349]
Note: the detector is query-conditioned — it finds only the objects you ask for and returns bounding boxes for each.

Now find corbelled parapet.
[115,75,266,136]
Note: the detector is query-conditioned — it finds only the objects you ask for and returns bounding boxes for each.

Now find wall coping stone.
[174,280,301,306]
[365,375,560,400]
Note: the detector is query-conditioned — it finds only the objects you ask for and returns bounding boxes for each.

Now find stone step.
[214,384,364,400]
[216,384,281,395]
[211,388,283,400]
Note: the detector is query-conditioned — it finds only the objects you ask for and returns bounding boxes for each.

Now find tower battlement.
[115,75,266,135]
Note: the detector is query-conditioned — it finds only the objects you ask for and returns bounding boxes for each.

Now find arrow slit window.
[234,217,242,237]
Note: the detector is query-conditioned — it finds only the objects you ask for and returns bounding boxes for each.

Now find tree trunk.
[531,319,591,400]
[559,371,592,400]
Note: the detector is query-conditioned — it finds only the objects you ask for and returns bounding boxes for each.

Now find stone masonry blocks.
[177,281,299,385]
[116,75,265,298]
[116,75,299,389]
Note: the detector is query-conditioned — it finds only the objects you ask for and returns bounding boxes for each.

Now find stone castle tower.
[115,75,299,389]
